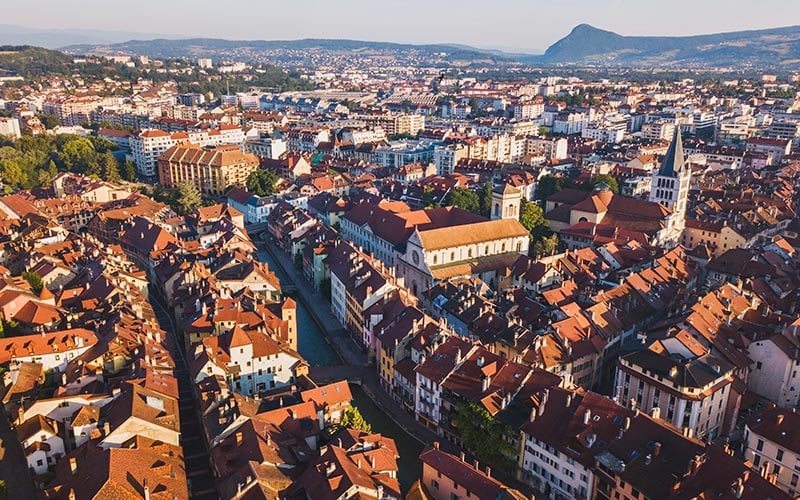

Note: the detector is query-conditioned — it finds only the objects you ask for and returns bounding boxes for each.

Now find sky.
[5,0,800,53]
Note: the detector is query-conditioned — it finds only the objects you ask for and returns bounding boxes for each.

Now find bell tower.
[491,184,522,221]
[649,128,690,246]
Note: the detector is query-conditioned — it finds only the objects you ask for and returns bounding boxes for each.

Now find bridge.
[309,365,365,385]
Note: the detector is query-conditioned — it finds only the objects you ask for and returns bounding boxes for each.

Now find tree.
[478,182,493,218]
[421,186,440,209]
[122,159,138,182]
[445,188,480,214]
[21,271,43,293]
[174,181,202,215]
[519,198,546,235]
[100,150,121,182]
[592,174,619,194]
[535,175,564,202]
[59,136,97,174]
[533,234,560,257]
[246,169,279,197]
[453,402,516,472]
[340,406,371,433]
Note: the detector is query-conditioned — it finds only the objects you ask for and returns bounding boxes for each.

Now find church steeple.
[657,128,686,177]
[649,127,691,248]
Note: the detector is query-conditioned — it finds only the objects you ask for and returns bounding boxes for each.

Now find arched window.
[494,203,500,217]
[468,248,473,258]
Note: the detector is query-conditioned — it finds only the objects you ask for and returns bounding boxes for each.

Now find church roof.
[658,128,686,178]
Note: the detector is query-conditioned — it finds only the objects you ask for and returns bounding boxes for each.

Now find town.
[0,17,800,500]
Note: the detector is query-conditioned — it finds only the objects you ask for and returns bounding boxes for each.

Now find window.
[774,464,781,475]
[757,439,764,452]
[756,361,763,370]
[778,449,785,462]
[792,474,798,487]
[754,454,761,467]
[431,479,439,490]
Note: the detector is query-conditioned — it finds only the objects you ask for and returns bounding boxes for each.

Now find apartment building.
[158,143,260,195]
[744,406,800,496]
[131,125,246,180]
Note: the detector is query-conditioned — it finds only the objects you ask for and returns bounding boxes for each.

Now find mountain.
[60,38,507,65]
[0,24,182,49]
[536,23,800,67]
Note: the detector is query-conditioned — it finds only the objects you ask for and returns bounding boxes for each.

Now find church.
[545,130,689,249]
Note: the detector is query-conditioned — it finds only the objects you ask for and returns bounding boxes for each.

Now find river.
[256,247,423,493]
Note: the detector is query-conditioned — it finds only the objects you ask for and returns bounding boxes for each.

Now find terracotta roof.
[418,219,529,251]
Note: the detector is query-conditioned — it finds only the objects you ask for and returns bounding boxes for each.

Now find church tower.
[491,184,522,221]
[649,129,690,246]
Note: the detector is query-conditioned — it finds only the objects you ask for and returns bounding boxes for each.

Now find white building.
[0,117,21,138]
[131,126,246,179]
[649,130,690,247]
[17,415,65,475]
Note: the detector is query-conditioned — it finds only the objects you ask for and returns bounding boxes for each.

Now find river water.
[256,247,423,492]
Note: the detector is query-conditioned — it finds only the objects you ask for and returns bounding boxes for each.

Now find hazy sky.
[6,0,800,53]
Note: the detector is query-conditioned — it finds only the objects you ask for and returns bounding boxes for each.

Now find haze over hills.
[5,23,800,68]
[0,24,183,49]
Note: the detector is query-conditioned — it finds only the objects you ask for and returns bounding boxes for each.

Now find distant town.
[0,33,799,500]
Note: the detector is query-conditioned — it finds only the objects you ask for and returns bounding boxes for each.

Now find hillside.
[536,24,800,67]
[61,38,508,65]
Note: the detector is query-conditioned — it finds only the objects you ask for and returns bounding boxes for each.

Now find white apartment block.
[131,126,246,179]
[0,117,21,138]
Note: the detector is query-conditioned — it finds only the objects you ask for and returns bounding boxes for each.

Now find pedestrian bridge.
[309,365,364,385]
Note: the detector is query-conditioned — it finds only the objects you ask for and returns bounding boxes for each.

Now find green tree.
[122,159,138,182]
[453,402,516,471]
[421,186,440,209]
[0,158,26,191]
[40,115,59,130]
[59,136,97,174]
[100,150,121,182]
[445,188,480,214]
[478,182,493,218]
[536,175,565,202]
[519,199,546,234]
[246,169,279,197]
[21,271,43,293]
[533,234,560,257]
[174,180,202,215]
[340,406,371,433]
[592,174,619,194]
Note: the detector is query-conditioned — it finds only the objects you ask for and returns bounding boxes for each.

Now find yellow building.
[158,143,260,195]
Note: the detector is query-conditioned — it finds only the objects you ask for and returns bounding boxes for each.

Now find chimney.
[143,479,150,500]
[583,409,592,425]
[485,466,491,478]
[460,451,466,462]
[69,457,78,475]
[474,459,479,469]
[236,431,243,445]
[777,414,785,425]
[103,421,110,436]
[433,441,439,450]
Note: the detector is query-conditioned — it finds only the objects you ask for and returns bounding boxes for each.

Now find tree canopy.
[445,188,480,214]
[246,169,279,197]
[453,402,517,472]
[340,406,371,433]
[173,181,202,215]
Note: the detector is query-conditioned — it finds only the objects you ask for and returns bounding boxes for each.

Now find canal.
[256,247,424,493]
[257,249,339,366]
[351,385,425,494]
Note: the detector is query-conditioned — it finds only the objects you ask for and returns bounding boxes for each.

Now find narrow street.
[149,290,218,500]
